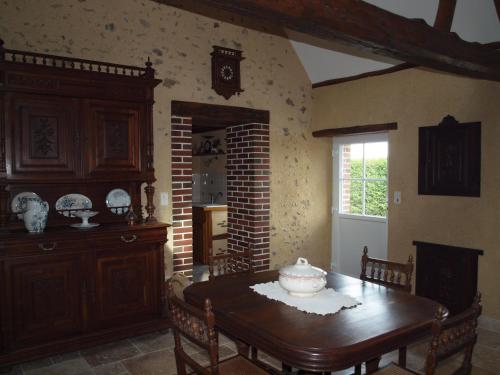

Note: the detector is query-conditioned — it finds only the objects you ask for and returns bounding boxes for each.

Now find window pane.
[365,142,388,179]
[341,144,363,179]
[341,179,363,215]
[365,180,387,217]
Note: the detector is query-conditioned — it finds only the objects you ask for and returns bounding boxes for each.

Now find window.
[339,141,388,218]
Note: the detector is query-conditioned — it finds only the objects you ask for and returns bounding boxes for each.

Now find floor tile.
[470,365,497,375]
[477,328,500,350]
[131,331,175,353]
[0,365,22,375]
[122,349,177,375]
[51,351,82,364]
[189,344,236,367]
[23,358,93,375]
[82,340,140,367]
[93,361,129,375]
[21,357,53,372]
[471,344,500,373]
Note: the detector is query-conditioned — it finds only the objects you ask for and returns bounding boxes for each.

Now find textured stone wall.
[0,0,332,274]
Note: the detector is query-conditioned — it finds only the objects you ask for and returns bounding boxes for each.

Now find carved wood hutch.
[0,40,169,365]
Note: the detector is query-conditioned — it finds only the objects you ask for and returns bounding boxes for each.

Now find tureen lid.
[279,257,326,278]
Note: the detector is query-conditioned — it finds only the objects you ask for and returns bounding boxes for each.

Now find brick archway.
[171,101,270,277]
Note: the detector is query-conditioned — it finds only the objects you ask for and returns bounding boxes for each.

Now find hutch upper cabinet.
[0,40,169,366]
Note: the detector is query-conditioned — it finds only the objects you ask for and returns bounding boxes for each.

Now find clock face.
[220,64,234,81]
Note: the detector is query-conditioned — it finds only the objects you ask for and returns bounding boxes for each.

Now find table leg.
[354,364,362,375]
[398,346,407,368]
[365,357,381,374]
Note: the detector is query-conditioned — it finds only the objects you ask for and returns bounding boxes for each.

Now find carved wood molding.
[158,0,500,81]
[434,0,457,31]
[312,123,397,138]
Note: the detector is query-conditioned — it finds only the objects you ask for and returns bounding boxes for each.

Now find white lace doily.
[250,281,361,315]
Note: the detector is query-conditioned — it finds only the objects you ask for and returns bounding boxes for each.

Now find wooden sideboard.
[0,41,170,365]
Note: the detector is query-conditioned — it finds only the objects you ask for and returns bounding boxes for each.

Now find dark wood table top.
[184,270,442,372]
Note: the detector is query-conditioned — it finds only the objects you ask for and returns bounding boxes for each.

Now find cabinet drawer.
[87,229,166,249]
[2,238,84,257]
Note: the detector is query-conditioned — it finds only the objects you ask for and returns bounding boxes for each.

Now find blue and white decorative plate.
[11,192,42,219]
[55,194,92,217]
[106,189,131,215]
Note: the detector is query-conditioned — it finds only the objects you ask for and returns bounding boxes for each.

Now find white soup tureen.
[279,257,327,297]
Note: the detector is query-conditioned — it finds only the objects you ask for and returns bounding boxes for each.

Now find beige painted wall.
[313,68,500,319]
[1,0,331,273]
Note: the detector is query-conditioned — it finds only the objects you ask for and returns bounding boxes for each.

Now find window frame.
[333,133,388,221]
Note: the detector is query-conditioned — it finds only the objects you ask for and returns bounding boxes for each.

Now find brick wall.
[170,118,271,276]
[171,116,193,277]
[226,123,270,271]
[341,145,352,213]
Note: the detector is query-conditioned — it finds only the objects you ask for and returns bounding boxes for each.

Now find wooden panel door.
[5,255,83,348]
[93,247,159,329]
[8,94,79,179]
[83,100,143,178]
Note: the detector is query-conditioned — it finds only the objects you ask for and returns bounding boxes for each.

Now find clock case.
[211,46,244,100]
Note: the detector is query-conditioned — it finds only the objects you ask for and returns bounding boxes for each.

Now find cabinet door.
[8,94,79,179]
[5,255,83,348]
[83,100,143,178]
[93,247,159,329]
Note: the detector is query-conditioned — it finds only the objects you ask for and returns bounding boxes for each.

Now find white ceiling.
[291,0,500,84]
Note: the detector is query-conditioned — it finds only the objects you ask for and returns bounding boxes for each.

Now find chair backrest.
[208,244,254,281]
[360,246,414,292]
[424,293,482,375]
[166,280,219,375]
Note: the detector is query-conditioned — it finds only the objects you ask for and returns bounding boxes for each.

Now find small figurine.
[125,205,138,226]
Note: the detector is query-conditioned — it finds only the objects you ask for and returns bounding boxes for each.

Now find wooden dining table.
[184,270,443,374]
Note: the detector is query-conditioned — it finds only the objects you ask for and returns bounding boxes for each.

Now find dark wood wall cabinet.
[418,115,481,197]
[413,241,483,316]
[0,42,169,365]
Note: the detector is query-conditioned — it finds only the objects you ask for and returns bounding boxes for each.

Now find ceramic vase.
[23,200,49,233]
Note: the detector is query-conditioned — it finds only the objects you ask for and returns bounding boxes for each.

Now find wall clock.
[211,46,244,100]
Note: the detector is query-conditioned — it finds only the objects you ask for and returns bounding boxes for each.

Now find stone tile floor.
[1,327,499,375]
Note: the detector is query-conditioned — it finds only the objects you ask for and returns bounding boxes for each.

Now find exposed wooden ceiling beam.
[434,0,457,31]
[157,0,500,82]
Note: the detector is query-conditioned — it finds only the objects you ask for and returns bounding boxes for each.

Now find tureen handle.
[296,257,309,265]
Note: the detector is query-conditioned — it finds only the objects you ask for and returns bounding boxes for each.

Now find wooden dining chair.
[166,280,274,375]
[358,246,414,371]
[208,244,254,280]
[373,293,482,375]
[360,246,414,292]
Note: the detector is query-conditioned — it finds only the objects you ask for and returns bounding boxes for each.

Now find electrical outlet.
[160,192,169,206]
[394,191,402,205]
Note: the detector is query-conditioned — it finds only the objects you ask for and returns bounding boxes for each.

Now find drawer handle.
[120,234,137,243]
[38,242,57,251]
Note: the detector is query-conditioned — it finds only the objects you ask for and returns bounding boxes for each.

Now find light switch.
[160,192,169,206]
[394,191,401,205]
